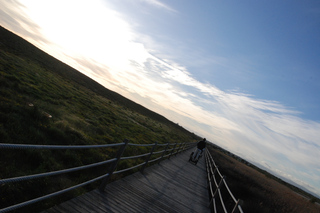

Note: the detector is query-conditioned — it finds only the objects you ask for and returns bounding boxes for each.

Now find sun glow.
[22,0,149,70]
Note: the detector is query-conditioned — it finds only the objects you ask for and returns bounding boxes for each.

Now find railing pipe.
[217,184,228,213]
[120,153,150,160]
[152,150,165,155]
[0,173,110,213]
[148,156,162,164]
[238,204,244,213]
[0,158,116,184]
[127,143,154,147]
[0,143,123,149]
[114,162,146,174]
[223,178,237,202]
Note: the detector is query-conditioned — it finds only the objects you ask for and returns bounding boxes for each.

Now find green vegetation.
[0,26,200,212]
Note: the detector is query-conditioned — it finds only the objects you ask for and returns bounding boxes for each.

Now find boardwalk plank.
[107,178,183,212]
[82,191,127,213]
[43,150,211,213]
[80,193,116,213]
[46,202,75,213]
[69,196,104,213]
[151,166,208,199]
[43,206,65,213]
[63,200,85,213]
[93,188,156,213]
[102,184,163,213]
[131,170,208,209]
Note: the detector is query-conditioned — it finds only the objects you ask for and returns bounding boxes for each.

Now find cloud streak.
[139,0,177,13]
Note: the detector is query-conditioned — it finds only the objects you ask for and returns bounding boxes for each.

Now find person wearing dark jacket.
[192,138,206,160]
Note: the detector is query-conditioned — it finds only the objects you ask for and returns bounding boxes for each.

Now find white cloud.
[138,0,177,13]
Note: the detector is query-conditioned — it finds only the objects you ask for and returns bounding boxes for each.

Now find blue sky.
[1,0,320,197]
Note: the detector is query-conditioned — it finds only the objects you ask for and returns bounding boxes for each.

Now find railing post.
[175,142,183,155]
[181,142,187,152]
[185,142,190,151]
[168,143,177,159]
[183,142,187,151]
[231,199,242,213]
[186,142,192,150]
[209,176,225,206]
[99,139,129,192]
[141,142,157,173]
[158,143,169,164]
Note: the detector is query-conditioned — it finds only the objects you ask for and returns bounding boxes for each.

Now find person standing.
[192,138,206,160]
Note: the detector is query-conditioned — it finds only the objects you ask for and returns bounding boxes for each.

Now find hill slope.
[0,25,189,133]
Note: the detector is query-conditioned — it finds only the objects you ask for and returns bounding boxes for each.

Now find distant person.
[192,138,206,160]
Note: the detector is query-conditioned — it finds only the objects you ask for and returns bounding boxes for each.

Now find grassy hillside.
[0,26,200,212]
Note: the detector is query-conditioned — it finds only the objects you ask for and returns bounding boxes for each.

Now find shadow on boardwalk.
[42,151,210,213]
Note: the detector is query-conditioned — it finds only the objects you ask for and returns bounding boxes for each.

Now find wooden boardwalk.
[43,151,210,213]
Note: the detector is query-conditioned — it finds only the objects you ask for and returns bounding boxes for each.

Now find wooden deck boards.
[43,151,211,213]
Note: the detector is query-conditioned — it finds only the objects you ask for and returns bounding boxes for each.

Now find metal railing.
[0,140,196,213]
[205,149,244,213]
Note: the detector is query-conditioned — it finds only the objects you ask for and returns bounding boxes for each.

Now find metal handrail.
[205,149,244,213]
[0,173,110,213]
[148,156,162,164]
[0,158,116,184]
[0,142,124,149]
[120,152,150,160]
[0,140,194,212]
[152,150,165,155]
[155,143,169,146]
[127,143,154,147]
[114,162,146,174]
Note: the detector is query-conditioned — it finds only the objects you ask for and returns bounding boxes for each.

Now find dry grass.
[208,147,320,213]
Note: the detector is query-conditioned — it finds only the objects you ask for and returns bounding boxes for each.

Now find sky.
[1,0,320,197]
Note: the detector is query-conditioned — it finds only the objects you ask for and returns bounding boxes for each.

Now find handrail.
[0,173,110,213]
[152,150,165,155]
[0,142,124,149]
[0,140,195,212]
[205,149,244,213]
[114,162,146,174]
[0,158,116,184]
[120,153,150,160]
[127,143,154,147]
[148,156,162,163]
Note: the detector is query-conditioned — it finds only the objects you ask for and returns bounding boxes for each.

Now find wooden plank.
[138,153,209,212]
[106,178,182,212]
[43,150,211,213]
[101,184,163,213]
[80,193,116,213]
[130,171,208,209]
[67,197,99,213]
[81,190,127,213]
